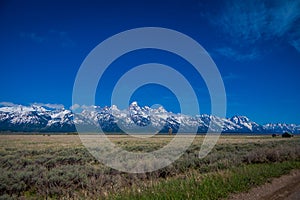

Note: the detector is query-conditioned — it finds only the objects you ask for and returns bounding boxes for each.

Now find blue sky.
[0,0,300,124]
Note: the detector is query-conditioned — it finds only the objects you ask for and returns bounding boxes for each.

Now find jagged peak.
[130,101,138,107]
[0,102,299,133]
[230,115,251,123]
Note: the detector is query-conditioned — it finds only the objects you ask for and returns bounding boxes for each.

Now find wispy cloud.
[20,30,75,48]
[215,47,259,61]
[70,104,99,112]
[70,104,80,111]
[0,102,65,109]
[222,72,240,81]
[269,0,300,38]
[49,30,76,48]
[290,38,300,52]
[216,0,300,43]
[205,0,300,60]
[215,0,268,44]
[0,102,20,107]
[289,22,300,52]
[20,32,46,43]
[31,103,64,109]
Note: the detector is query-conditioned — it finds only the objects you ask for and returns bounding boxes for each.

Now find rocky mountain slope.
[0,102,299,133]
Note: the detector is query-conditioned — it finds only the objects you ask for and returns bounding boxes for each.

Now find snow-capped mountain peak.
[230,115,250,124]
[0,103,299,134]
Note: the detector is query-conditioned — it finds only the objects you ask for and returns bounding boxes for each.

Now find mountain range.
[0,102,299,134]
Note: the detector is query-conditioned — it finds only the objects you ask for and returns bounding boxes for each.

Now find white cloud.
[290,39,300,52]
[69,104,100,112]
[49,30,76,48]
[20,32,46,43]
[223,72,240,81]
[31,103,64,109]
[214,0,300,43]
[70,104,80,111]
[215,47,259,61]
[269,0,300,37]
[20,30,75,48]
[205,0,300,59]
[81,105,98,111]
[215,0,269,44]
[0,102,19,107]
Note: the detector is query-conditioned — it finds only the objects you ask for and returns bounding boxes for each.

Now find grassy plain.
[0,134,300,199]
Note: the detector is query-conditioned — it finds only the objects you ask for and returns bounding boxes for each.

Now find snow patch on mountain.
[0,102,299,133]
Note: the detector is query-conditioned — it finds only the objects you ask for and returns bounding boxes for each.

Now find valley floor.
[0,134,299,199]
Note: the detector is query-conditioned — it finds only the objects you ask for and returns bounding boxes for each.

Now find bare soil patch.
[228,169,300,200]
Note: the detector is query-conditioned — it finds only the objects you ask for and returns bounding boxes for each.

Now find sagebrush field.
[0,134,300,199]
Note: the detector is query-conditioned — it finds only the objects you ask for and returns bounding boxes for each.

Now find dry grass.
[0,134,299,199]
[0,134,296,150]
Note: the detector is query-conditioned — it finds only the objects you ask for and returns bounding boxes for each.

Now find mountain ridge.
[0,102,299,134]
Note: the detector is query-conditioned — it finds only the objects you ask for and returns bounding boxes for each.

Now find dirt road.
[229,170,300,200]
